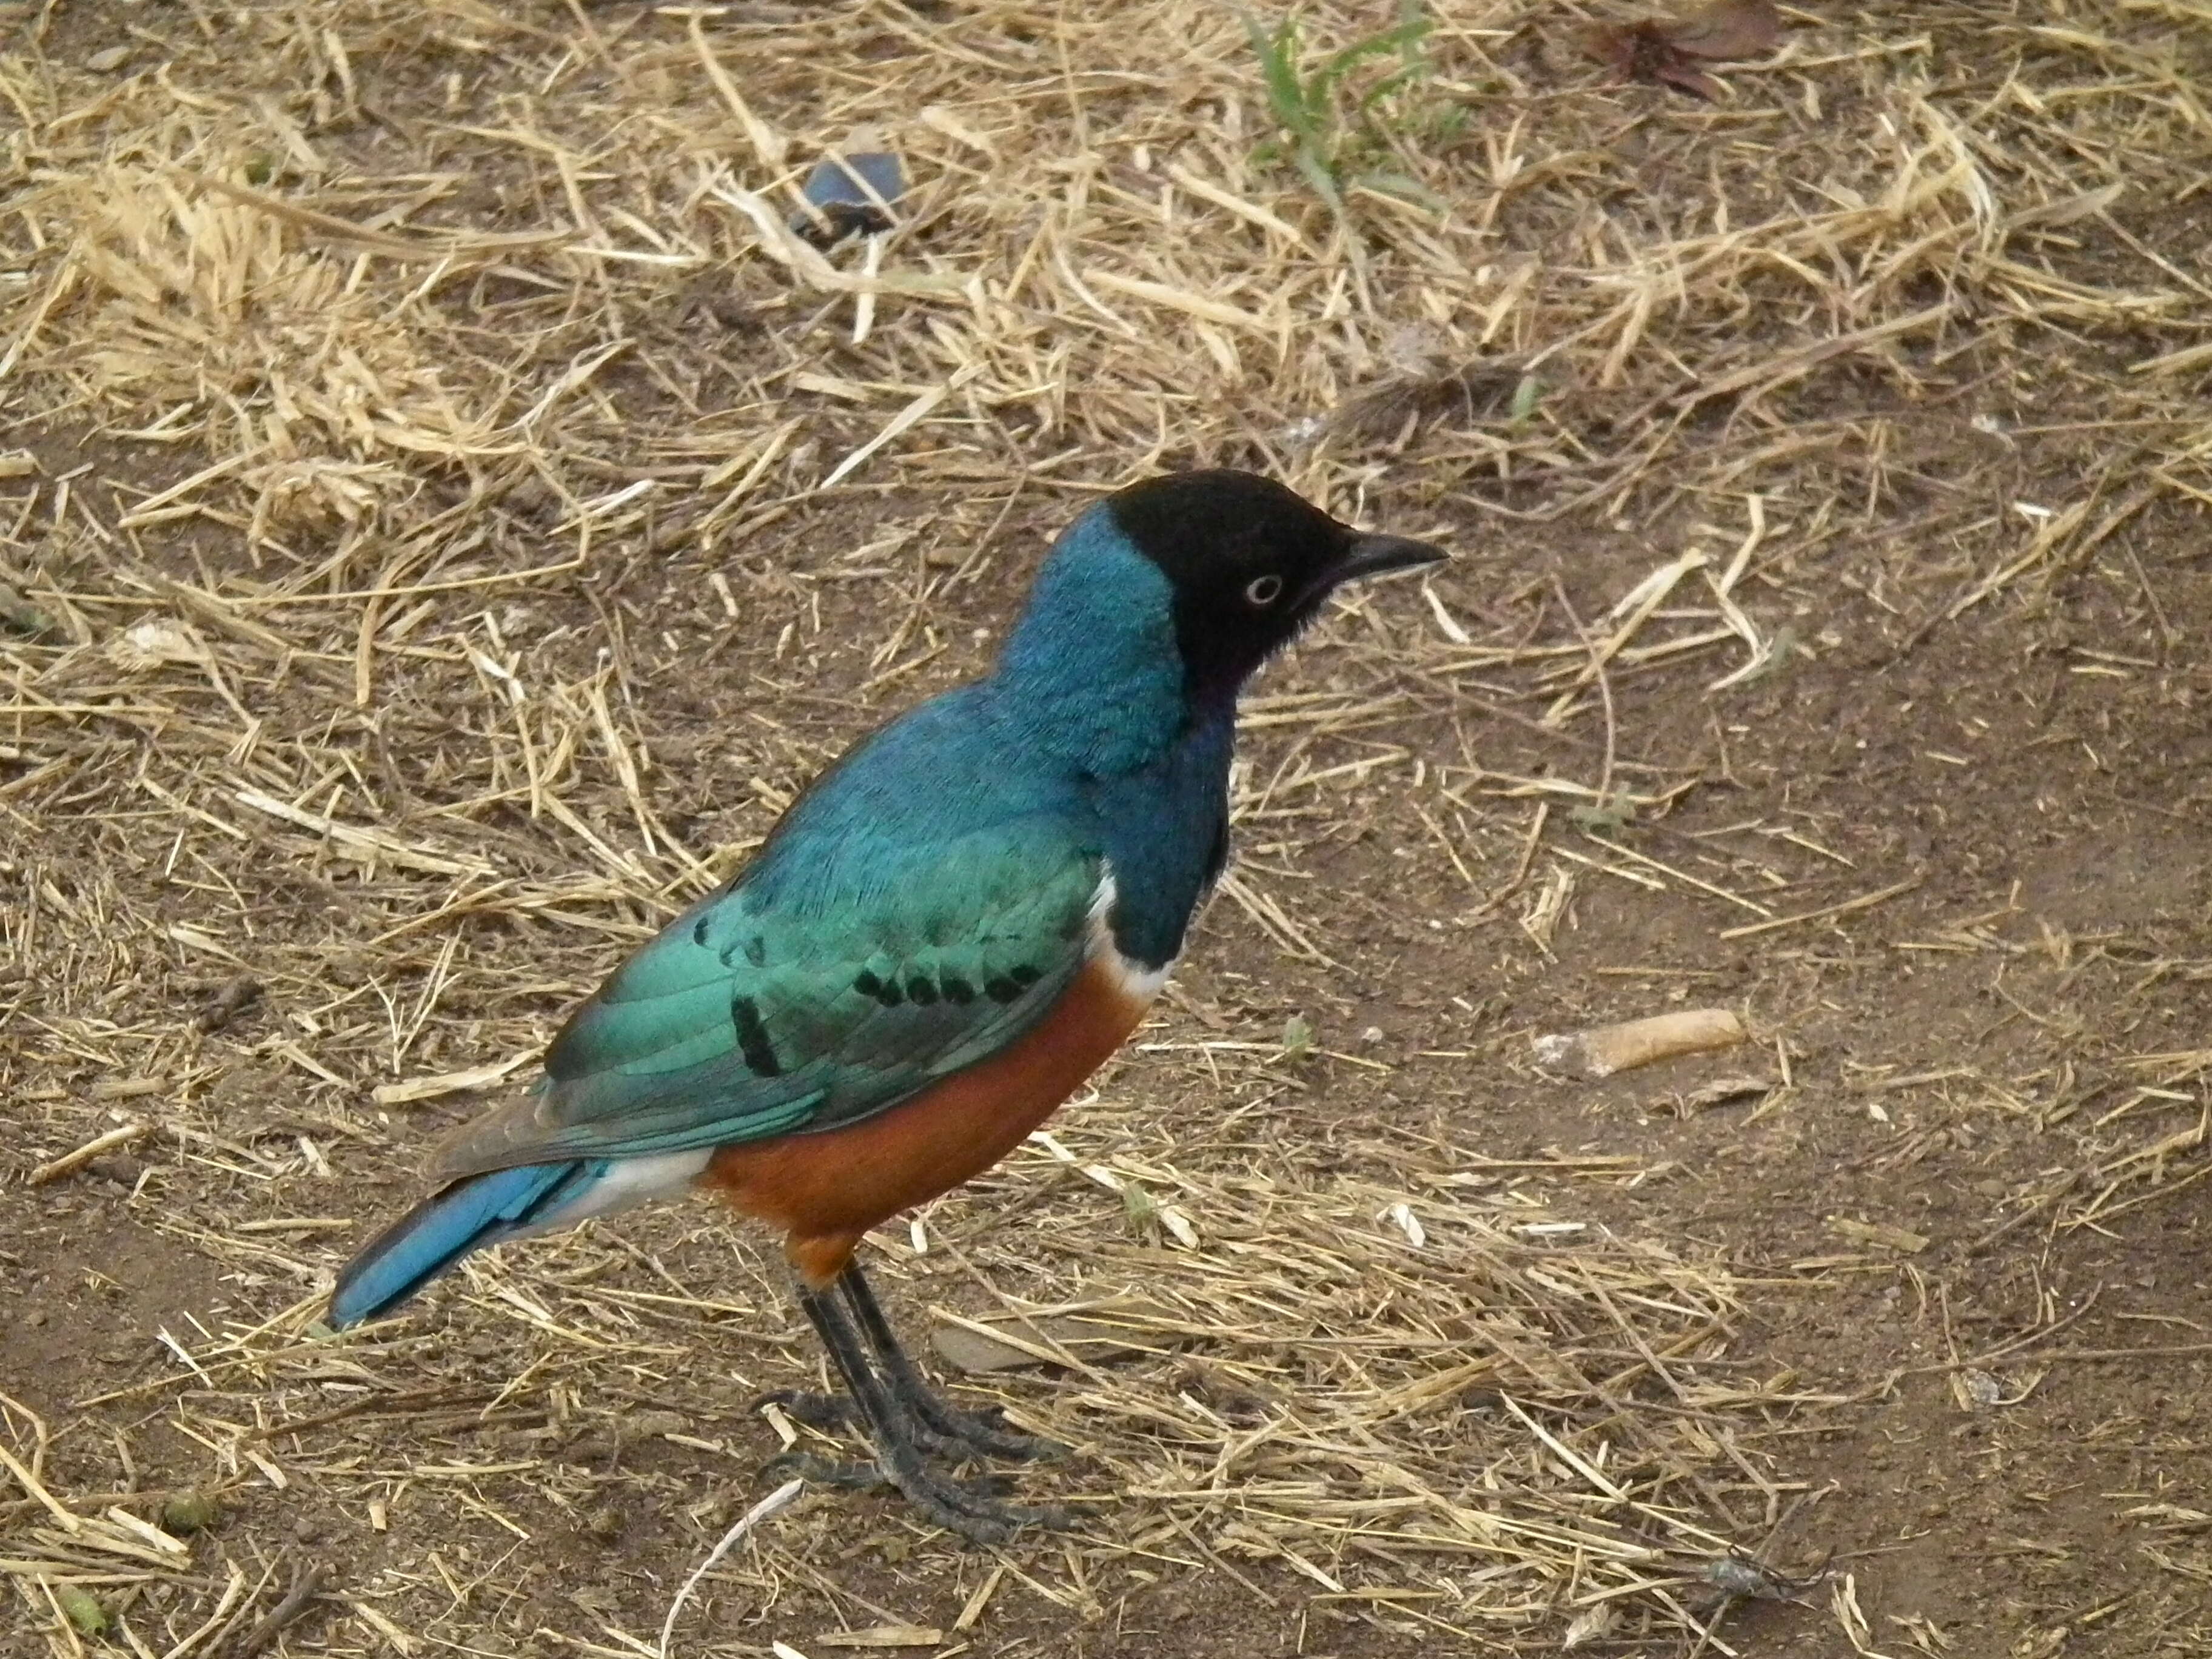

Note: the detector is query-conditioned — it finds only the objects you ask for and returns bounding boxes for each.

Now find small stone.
[86,45,131,72]
[198,975,263,1033]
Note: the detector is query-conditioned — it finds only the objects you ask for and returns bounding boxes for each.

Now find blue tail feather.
[330,1162,592,1328]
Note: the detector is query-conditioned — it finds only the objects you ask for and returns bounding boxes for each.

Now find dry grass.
[5,0,2211,1654]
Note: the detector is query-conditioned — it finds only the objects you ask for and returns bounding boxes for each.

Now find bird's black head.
[1107,469,1447,704]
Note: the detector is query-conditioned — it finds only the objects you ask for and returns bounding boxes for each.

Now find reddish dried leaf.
[1653,57,1726,99]
[1663,0,1781,62]
[1580,21,1726,100]
[1579,20,1640,73]
[1581,0,1777,98]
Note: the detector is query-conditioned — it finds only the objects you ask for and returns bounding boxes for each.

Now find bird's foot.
[904,1395,1066,1465]
[757,1386,1063,1465]
[776,1272,1075,1544]
[765,1449,889,1491]
[872,1444,1075,1545]
[763,1449,1071,1543]
[762,1438,1071,1544]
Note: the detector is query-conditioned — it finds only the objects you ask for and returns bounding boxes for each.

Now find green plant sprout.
[1242,1,1450,215]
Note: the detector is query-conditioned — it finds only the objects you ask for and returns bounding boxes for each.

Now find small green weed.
[161,1490,224,1533]
[1569,795,1637,834]
[1242,2,1452,215]
[56,1587,110,1637]
[1509,372,1544,425]
[1121,1179,1163,1242]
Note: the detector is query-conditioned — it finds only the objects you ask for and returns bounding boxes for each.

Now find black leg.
[839,1265,1064,1463]
[760,1273,1064,1463]
[786,1281,1067,1544]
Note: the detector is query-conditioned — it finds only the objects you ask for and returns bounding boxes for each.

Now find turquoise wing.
[430,814,1101,1178]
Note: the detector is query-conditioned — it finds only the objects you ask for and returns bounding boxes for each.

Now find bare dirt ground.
[5,1,2211,1655]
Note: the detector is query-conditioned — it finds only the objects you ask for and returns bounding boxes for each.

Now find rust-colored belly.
[701,958,1149,1286]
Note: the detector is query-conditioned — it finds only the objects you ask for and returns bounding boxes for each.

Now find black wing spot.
[986,964,1044,1002]
[745,935,768,967]
[731,995,781,1078]
[940,976,975,1005]
[692,916,711,947]
[907,976,940,1005]
[853,970,884,999]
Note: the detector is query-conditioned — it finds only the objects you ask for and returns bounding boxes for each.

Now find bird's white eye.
[1244,574,1284,607]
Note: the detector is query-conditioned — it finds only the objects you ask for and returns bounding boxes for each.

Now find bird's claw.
[773,1270,1078,1544]
[760,1438,1073,1544]
[873,1447,1075,1544]
[757,1387,1063,1465]
[947,1396,1065,1456]
[764,1449,887,1491]
[908,1399,1065,1464]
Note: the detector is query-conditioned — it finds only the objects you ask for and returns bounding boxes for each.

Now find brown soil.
[6,2,2212,1657]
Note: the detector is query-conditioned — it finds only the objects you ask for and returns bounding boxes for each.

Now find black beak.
[1330,532,1449,585]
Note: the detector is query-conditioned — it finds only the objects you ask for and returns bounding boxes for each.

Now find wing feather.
[431,815,1100,1178]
